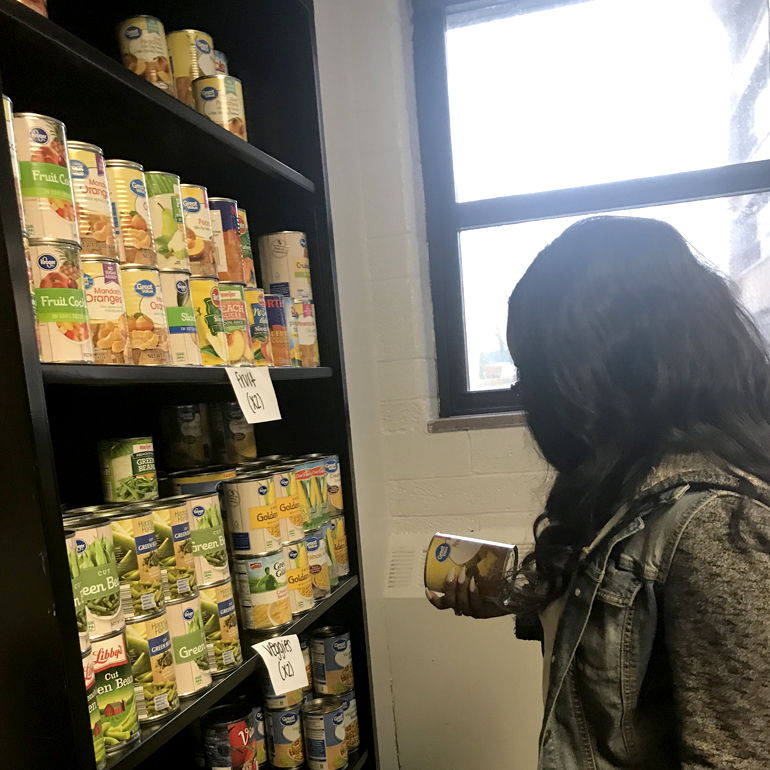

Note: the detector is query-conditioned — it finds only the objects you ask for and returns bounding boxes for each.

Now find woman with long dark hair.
[428,216,770,768]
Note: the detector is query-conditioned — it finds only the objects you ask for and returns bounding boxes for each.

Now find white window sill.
[428,411,527,433]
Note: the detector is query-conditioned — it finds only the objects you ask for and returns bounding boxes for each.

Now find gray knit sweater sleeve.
[663,495,770,769]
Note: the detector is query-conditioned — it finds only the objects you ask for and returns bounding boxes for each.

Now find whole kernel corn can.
[180,184,217,277]
[234,551,291,631]
[145,171,190,272]
[237,208,256,287]
[159,270,201,365]
[82,257,132,364]
[219,281,254,366]
[120,265,171,365]
[167,29,216,107]
[192,75,247,140]
[284,540,314,615]
[105,160,156,266]
[245,287,272,366]
[189,276,229,366]
[117,16,175,95]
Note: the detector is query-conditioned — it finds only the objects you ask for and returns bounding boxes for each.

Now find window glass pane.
[446,0,770,202]
[461,192,770,391]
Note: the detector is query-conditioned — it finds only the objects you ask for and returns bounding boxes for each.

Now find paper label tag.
[252,634,308,694]
[226,367,281,423]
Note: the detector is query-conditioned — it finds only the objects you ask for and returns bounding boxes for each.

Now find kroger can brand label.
[234,552,291,631]
[266,705,304,769]
[166,593,213,697]
[200,580,242,675]
[185,493,230,586]
[303,701,348,770]
[224,475,280,555]
[152,503,196,600]
[311,630,353,695]
[275,469,304,543]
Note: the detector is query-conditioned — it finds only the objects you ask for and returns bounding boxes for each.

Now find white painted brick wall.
[315,0,551,767]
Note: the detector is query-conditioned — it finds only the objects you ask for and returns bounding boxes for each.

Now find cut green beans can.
[92,630,140,753]
[199,579,242,676]
[125,610,179,723]
[64,512,125,640]
[152,499,197,600]
[166,593,213,697]
[176,492,231,586]
[111,508,164,619]
[99,437,159,503]
[83,647,107,769]
[66,528,90,653]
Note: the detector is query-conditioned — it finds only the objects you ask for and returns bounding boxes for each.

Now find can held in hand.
[200,579,242,675]
[223,472,280,555]
[265,293,291,366]
[121,265,171,365]
[190,276,229,365]
[99,437,158,503]
[266,705,304,769]
[148,499,197,600]
[105,160,155,265]
[209,197,244,283]
[213,49,229,74]
[295,300,320,367]
[117,15,175,95]
[14,112,78,241]
[237,208,256,287]
[180,183,217,277]
[336,691,359,753]
[64,512,125,640]
[66,529,90,652]
[284,540,314,615]
[305,530,331,599]
[160,269,201,365]
[330,516,349,578]
[302,698,348,770]
[193,75,247,140]
[166,593,213,697]
[244,287,272,366]
[92,630,140,752]
[202,701,261,770]
[68,141,119,259]
[258,231,312,299]
[274,465,304,544]
[82,257,132,364]
[170,465,236,496]
[220,281,254,365]
[83,647,107,769]
[125,610,179,723]
[111,507,164,619]
[30,238,93,362]
[311,627,354,695]
[167,29,215,107]
[234,551,291,631]
[145,171,189,271]
[183,492,231,585]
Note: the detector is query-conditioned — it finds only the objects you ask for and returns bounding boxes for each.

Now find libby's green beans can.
[83,647,107,769]
[98,437,159,503]
[166,593,213,697]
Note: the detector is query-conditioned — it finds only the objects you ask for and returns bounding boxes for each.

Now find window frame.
[411,0,770,417]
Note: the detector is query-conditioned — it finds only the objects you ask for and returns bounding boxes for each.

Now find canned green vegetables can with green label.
[181,492,231,585]
[92,630,140,752]
[66,528,90,652]
[83,647,107,769]
[99,437,159,502]
[150,499,197,600]
[200,579,242,675]
[166,593,213,697]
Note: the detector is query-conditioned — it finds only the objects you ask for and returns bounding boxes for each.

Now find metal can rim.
[198,577,233,592]
[67,140,104,155]
[310,626,349,639]
[110,506,158,521]
[188,275,219,282]
[218,280,247,287]
[81,646,92,660]
[90,627,127,645]
[105,159,144,171]
[258,231,307,237]
[158,267,192,275]
[13,112,65,128]
[28,237,81,249]
[164,590,201,607]
[302,697,344,715]
[125,607,166,625]
[208,197,238,204]
[192,75,242,86]
[81,255,121,264]
[120,264,160,273]
[144,170,181,182]
[226,470,275,483]
[167,464,235,478]
[234,549,284,560]
[167,28,213,36]
[179,183,208,192]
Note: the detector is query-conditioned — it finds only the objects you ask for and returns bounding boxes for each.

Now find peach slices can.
[219,281,254,365]
[180,183,217,277]
[234,551,291,631]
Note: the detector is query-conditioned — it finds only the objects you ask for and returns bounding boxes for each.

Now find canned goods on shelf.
[165,592,213,697]
[208,197,244,282]
[284,540,314,616]
[120,265,172,365]
[257,231,312,300]
[300,636,313,689]
[265,704,304,769]
[310,627,354,696]
[302,698,348,770]
[189,276,229,366]
[285,297,302,368]
[295,299,320,367]
[219,281,255,365]
[145,171,190,272]
[265,293,291,366]
[330,515,350,578]
[82,646,107,769]
[324,455,344,517]
[117,15,175,95]
[213,49,228,75]
[321,521,339,588]
[193,75,247,140]
[202,701,263,770]
[160,403,214,471]
[167,29,216,107]
[295,457,330,533]
[274,465,304,544]
[222,472,281,555]
[237,208,256,287]
[234,551,291,631]
[104,159,155,265]
[199,578,242,675]
[168,464,236,495]
[159,269,202,365]
[260,671,306,710]
[335,690,360,753]
[180,183,217,277]
[244,286,272,366]
[66,528,90,653]
[82,257,132,364]
[210,401,258,465]
[305,529,331,600]
[98,436,158,503]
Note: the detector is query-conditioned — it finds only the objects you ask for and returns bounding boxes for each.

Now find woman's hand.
[426,566,511,618]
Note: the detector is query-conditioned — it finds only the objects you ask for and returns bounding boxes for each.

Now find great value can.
[145,171,190,271]
[261,672,305,710]
[82,257,132,365]
[300,636,313,690]
[82,647,107,769]
[3,95,25,228]
[92,630,140,752]
[336,691,359,753]
[209,197,245,283]
[190,276,229,365]
[160,269,201,365]
[213,50,229,74]
[66,529,90,652]
[147,499,197,600]
[67,141,118,259]
[321,522,339,588]
[167,29,216,107]
[284,540,314,615]
[193,75,248,140]
[266,705,304,769]
[285,297,302,368]
[180,183,217,277]
[121,265,171,365]
[237,208,256,287]
[302,698,348,770]
[220,281,255,365]
[200,579,242,675]
[273,465,304,544]
[63,512,125,640]
[255,705,267,767]
[305,530,330,600]
[330,516,349,578]
[234,551,291,631]
[211,402,258,464]
[310,627,354,695]
[325,456,343,517]
[166,593,213,697]
[222,473,280,555]
[160,403,213,470]
[117,15,175,95]
[105,160,155,266]
[169,465,236,495]
[258,231,312,299]
[295,300,320,367]
[98,437,159,503]
[125,610,179,723]
[202,702,260,770]
[180,492,231,586]
[244,287,272,366]
[30,237,93,362]
[265,293,291,366]
[14,112,78,241]
[110,507,164,619]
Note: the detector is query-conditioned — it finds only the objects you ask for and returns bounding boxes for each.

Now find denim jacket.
[538,458,754,770]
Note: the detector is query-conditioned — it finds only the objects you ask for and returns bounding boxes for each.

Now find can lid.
[81,255,120,263]
[13,112,65,128]
[188,275,219,282]
[269,464,298,472]
[199,576,233,592]
[258,231,306,238]
[158,268,192,275]
[302,698,344,716]
[167,28,211,37]
[67,140,104,155]
[117,497,183,513]
[192,75,241,86]
[234,459,271,470]
[110,504,157,520]
[167,464,235,478]
[218,281,247,287]
[179,183,207,192]
[81,646,92,660]
[125,607,166,625]
[145,170,181,182]
[165,591,201,607]
[208,197,238,204]
[227,470,274,483]
[201,702,253,729]
[120,264,160,273]
[233,548,283,560]
[28,237,81,249]
[159,492,218,504]
[304,527,323,538]
[259,455,292,462]
[310,626,349,639]
[300,454,329,460]
[105,159,144,171]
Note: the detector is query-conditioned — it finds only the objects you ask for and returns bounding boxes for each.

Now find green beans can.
[173,492,231,585]
[83,647,107,769]
[200,579,242,675]
[166,592,213,697]
[64,512,125,640]
[92,630,140,753]
[99,437,159,503]
[66,528,90,652]
[151,499,197,600]
[125,610,179,723]
[111,507,164,619]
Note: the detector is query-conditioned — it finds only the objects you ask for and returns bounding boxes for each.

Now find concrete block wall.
[314,0,552,766]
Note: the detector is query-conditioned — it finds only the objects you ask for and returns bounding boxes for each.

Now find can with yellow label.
[82,257,132,364]
[117,15,175,95]
[120,265,171,365]
[222,472,281,556]
[283,540,314,615]
[167,29,216,107]
[105,160,156,266]
[245,287,272,366]
[219,281,254,366]
[180,183,217,277]
[192,75,247,140]
[189,276,229,366]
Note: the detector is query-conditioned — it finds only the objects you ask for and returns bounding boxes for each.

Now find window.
[413,0,770,416]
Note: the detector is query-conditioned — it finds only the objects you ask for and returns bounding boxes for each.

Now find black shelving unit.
[0,1,376,768]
